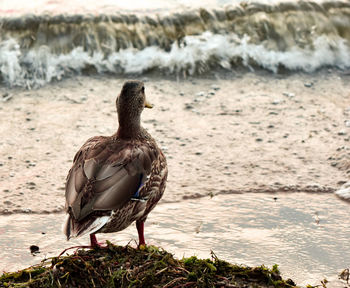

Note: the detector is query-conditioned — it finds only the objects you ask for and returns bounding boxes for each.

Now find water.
[0,193,349,286]
[0,0,350,87]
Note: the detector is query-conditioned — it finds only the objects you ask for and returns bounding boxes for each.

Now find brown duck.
[63,80,167,247]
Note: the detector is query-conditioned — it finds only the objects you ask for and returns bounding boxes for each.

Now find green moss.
[272,264,280,274]
[0,243,297,288]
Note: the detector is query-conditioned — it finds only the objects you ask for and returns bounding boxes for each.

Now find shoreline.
[1,70,350,214]
[1,71,350,286]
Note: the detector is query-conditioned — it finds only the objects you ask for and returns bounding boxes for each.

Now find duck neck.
[116,114,142,138]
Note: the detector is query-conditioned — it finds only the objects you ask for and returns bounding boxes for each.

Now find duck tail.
[62,213,111,240]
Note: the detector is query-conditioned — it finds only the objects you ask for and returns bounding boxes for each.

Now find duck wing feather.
[65,136,158,222]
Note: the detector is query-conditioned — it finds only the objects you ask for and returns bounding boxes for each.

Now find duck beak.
[145,100,153,109]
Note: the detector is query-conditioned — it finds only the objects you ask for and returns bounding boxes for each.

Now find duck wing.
[65,136,158,222]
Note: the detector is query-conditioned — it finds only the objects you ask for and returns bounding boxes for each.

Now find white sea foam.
[0,32,349,88]
[335,182,350,201]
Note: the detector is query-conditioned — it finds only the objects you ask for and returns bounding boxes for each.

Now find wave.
[0,1,350,88]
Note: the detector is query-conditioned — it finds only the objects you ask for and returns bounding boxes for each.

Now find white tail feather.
[78,216,111,237]
[63,214,111,240]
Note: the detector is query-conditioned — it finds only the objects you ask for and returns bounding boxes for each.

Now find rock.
[304,82,313,88]
[211,84,220,90]
[283,92,295,98]
[26,162,36,168]
[335,181,350,200]
[196,91,205,97]
[345,120,350,127]
[30,245,40,254]
[2,93,13,102]
[184,103,194,110]
[272,99,283,105]
[337,180,347,185]
[22,208,32,213]
[193,98,204,103]
[64,95,81,104]
[338,130,347,136]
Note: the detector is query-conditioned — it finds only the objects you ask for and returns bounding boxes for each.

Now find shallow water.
[1,192,349,287]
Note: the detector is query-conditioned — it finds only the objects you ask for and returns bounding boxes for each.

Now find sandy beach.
[1,70,349,214]
[1,70,350,286]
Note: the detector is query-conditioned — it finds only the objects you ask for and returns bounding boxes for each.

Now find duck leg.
[90,234,104,248]
[136,220,145,247]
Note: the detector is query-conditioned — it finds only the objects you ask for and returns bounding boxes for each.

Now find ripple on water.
[0,192,349,287]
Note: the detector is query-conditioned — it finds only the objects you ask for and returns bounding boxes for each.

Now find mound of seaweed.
[0,242,296,287]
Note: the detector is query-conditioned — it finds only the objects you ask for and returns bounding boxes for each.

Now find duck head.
[116,80,153,137]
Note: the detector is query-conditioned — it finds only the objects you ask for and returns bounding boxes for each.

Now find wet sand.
[0,71,350,286]
[1,71,350,214]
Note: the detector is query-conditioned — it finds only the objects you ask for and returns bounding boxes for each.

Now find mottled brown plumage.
[63,80,167,247]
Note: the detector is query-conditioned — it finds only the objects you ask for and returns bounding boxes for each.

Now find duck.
[63,80,168,247]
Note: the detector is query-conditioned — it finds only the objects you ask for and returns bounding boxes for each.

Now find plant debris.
[0,242,297,287]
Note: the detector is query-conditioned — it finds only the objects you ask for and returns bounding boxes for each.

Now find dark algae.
[0,242,296,287]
